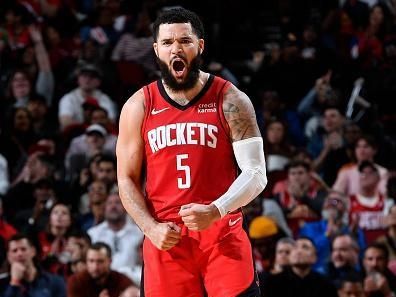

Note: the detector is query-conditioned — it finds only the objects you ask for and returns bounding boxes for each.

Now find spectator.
[337,274,365,297]
[273,160,326,236]
[63,230,91,275]
[300,192,366,273]
[67,242,135,297]
[326,234,362,287]
[262,237,338,297]
[88,190,143,283]
[65,124,116,178]
[0,107,39,180]
[271,237,295,274]
[362,243,396,296]
[3,153,55,220]
[96,154,117,191]
[58,63,117,131]
[38,203,73,275]
[333,135,389,196]
[307,105,350,185]
[78,180,108,231]
[349,161,387,243]
[263,118,295,173]
[1,233,66,297]
[14,178,57,234]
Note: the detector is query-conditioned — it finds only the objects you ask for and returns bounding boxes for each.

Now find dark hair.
[7,233,35,250]
[285,160,311,172]
[97,154,116,168]
[337,272,363,290]
[152,7,204,41]
[68,230,92,245]
[355,134,378,150]
[364,242,389,261]
[358,160,378,174]
[296,236,317,254]
[89,242,112,258]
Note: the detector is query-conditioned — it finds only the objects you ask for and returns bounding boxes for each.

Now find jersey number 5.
[176,154,191,189]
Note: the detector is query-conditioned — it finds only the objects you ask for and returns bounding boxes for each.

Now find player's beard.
[157,54,201,91]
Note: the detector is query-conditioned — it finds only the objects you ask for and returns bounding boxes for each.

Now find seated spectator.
[58,63,117,131]
[14,178,57,234]
[0,234,66,297]
[349,161,387,243]
[300,192,366,272]
[65,124,116,179]
[271,237,295,274]
[78,180,108,231]
[337,273,365,297]
[96,154,117,191]
[3,153,55,221]
[0,107,39,180]
[333,135,389,196]
[262,237,338,297]
[249,216,281,274]
[264,119,295,172]
[64,230,91,275]
[273,160,326,236]
[362,243,396,296]
[67,242,135,297]
[325,234,361,287]
[88,190,143,283]
[307,105,350,185]
[38,203,73,275]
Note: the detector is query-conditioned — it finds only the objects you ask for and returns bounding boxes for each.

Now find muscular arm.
[117,90,181,249]
[222,84,261,141]
[180,83,267,228]
[117,90,156,234]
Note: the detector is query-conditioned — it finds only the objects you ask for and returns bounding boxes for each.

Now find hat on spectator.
[82,97,100,109]
[86,124,107,137]
[249,216,278,239]
[77,63,102,78]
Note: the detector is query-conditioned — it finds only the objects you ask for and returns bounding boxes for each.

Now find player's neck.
[163,71,209,105]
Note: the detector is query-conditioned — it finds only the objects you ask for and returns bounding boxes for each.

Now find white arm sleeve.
[212,137,267,217]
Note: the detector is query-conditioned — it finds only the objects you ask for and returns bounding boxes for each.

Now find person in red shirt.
[349,161,387,243]
[117,7,267,297]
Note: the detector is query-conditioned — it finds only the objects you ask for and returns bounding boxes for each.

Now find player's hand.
[179,203,221,231]
[146,222,181,251]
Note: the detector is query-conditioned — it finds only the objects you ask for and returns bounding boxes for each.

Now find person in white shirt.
[88,189,143,284]
[58,64,117,130]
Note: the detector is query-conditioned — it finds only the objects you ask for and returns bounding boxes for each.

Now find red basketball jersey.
[349,194,386,242]
[142,75,238,222]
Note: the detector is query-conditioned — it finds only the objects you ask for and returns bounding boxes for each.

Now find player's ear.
[198,39,204,55]
[153,43,159,57]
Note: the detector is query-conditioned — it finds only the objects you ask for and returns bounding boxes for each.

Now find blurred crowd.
[0,0,396,296]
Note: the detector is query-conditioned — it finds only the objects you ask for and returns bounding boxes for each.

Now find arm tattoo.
[223,86,261,142]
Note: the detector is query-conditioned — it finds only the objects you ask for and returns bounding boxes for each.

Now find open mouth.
[172,59,186,77]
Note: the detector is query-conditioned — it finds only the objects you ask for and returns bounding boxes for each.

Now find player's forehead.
[158,22,196,40]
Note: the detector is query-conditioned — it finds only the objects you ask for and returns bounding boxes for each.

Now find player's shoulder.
[222,83,255,114]
[121,88,146,111]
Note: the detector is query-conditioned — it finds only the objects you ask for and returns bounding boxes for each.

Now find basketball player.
[117,8,267,297]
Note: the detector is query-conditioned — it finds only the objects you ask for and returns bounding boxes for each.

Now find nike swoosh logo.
[228,217,242,227]
[151,107,170,115]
